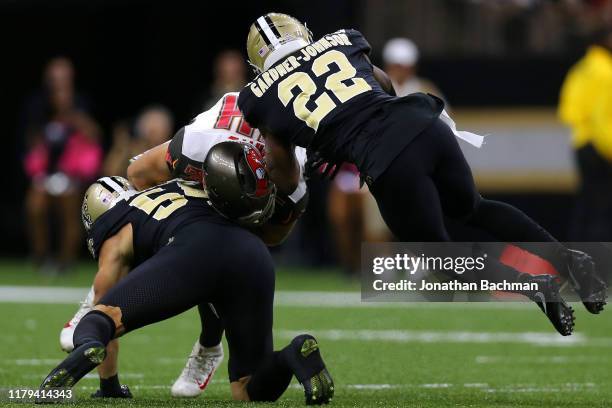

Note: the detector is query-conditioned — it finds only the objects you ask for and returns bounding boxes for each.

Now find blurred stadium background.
[1,0,612,406]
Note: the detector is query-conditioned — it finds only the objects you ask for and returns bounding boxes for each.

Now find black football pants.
[85,220,275,382]
[370,117,568,273]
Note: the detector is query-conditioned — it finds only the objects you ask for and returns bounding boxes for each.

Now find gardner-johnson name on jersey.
[249,31,354,98]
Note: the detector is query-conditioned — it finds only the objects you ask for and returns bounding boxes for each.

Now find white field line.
[13,380,597,393]
[67,382,596,393]
[13,364,599,394]
[275,329,612,347]
[5,328,612,353]
[19,372,147,380]
[484,382,596,393]
[0,286,549,309]
[10,358,60,366]
[77,384,168,390]
[475,355,609,364]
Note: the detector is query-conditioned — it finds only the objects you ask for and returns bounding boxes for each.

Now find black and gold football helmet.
[246,12,312,73]
[81,176,133,231]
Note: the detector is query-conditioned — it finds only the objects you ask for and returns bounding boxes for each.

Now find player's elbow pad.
[268,189,309,226]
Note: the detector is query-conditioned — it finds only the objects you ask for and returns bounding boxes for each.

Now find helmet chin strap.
[264,38,310,70]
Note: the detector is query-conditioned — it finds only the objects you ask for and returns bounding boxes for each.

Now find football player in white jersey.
[128,92,308,245]
[60,92,309,398]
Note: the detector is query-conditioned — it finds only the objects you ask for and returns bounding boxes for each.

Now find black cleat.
[283,334,334,405]
[563,249,607,314]
[526,275,575,336]
[39,341,106,394]
[91,384,132,399]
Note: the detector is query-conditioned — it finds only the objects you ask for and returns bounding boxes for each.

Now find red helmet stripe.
[244,146,269,197]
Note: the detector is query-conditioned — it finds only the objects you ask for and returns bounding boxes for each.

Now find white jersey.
[166,92,308,201]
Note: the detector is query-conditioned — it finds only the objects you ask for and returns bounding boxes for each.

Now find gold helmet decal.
[247,12,312,73]
[81,176,133,231]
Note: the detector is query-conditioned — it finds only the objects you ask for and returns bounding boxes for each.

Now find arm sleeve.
[166,127,205,184]
[345,29,371,56]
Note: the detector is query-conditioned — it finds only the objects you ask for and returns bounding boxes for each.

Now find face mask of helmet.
[203,141,277,227]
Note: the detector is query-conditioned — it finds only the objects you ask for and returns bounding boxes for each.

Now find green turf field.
[0,261,611,407]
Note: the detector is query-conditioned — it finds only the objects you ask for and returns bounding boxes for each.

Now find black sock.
[198,303,224,347]
[484,260,525,288]
[100,374,122,394]
[470,244,531,295]
[73,311,115,348]
[246,351,293,402]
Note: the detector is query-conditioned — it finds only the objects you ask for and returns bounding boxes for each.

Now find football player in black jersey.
[74,93,308,398]
[237,13,606,326]
[59,176,225,398]
[39,142,334,405]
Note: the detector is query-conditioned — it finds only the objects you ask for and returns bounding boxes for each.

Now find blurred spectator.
[559,28,612,240]
[197,50,247,111]
[104,106,174,176]
[328,164,391,276]
[382,38,447,101]
[22,57,103,273]
[327,164,364,276]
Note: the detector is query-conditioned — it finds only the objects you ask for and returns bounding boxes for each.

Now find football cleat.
[91,384,133,399]
[526,275,575,336]
[282,334,334,405]
[60,286,95,352]
[563,249,607,314]
[39,341,106,392]
[171,342,224,398]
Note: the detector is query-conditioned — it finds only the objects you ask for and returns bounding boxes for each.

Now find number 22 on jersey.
[277,50,371,131]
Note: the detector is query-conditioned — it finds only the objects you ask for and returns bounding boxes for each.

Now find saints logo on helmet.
[81,176,133,231]
[247,12,312,73]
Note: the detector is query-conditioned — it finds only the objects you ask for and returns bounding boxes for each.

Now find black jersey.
[87,180,223,264]
[238,29,444,180]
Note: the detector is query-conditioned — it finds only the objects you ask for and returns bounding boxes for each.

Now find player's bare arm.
[254,188,309,246]
[364,54,397,96]
[373,64,396,96]
[262,130,300,195]
[93,224,134,304]
[127,141,172,190]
